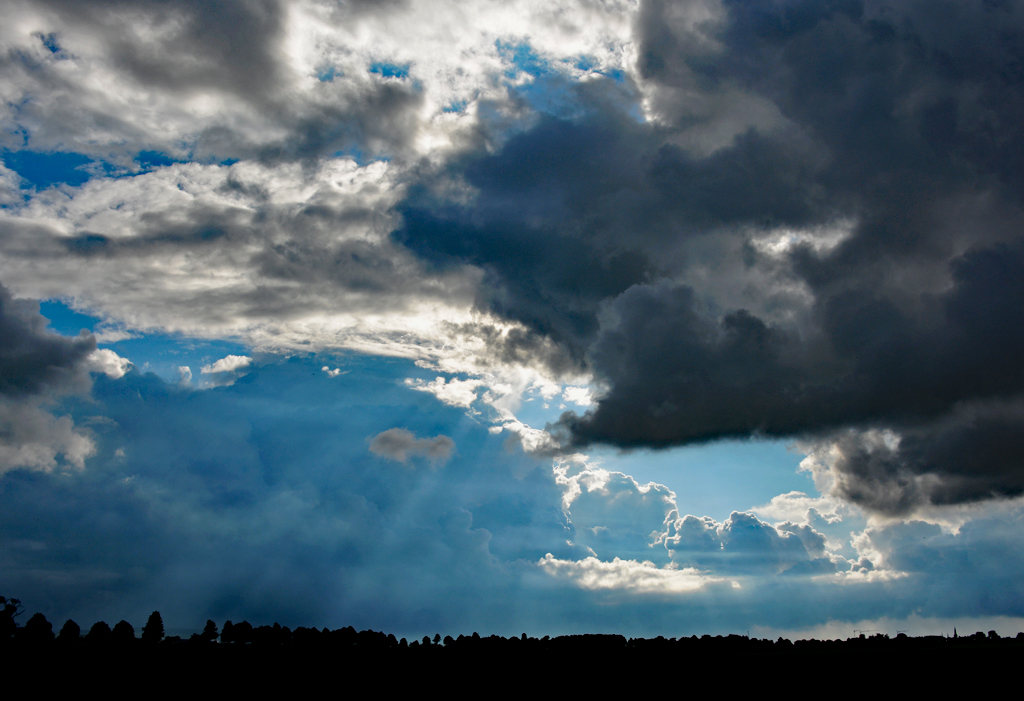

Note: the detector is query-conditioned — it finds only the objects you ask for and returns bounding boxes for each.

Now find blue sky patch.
[510,77,588,121]
[3,150,93,189]
[3,149,187,192]
[40,300,99,335]
[571,55,597,72]
[317,66,342,82]
[36,32,62,55]
[135,151,179,169]
[497,41,552,79]
[597,67,627,83]
[369,62,410,79]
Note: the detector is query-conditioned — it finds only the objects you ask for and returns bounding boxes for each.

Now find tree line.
[4,595,1023,656]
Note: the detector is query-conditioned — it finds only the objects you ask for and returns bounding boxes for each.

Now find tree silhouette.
[232,621,252,645]
[111,620,135,644]
[0,596,23,640]
[87,621,111,644]
[23,613,54,643]
[202,620,218,642]
[58,619,81,642]
[142,611,164,643]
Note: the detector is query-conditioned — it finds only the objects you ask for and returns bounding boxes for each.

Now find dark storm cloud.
[393,0,1024,512]
[396,81,822,366]
[0,283,98,474]
[821,403,1024,515]
[561,238,1024,446]
[0,282,95,397]
[396,108,656,364]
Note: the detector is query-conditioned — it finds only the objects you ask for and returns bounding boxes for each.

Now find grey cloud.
[0,165,24,205]
[1,0,426,162]
[0,283,98,473]
[0,399,95,473]
[437,321,580,377]
[554,233,1024,513]
[254,83,425,165]
[0,162,480,345]
[0,282,96,397]
[32,0,286,101]
[368,428,455,465]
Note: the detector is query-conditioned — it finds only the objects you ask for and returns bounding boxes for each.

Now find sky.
[2,0,1024,640]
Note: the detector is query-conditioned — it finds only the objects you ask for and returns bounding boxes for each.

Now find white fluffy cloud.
[538,553,717,594]
[86,348,132,378]
[201,355,252,375]
[405,376,484,409]
[200,354,253,387]
[544,455,845,580]
[561,386,594,407]
[555,459,676,563]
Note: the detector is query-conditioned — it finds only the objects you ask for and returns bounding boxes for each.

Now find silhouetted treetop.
[87,621,111,644]
[58,620,81,642]
[112,620,135,644]
[142,612,164,644]
[23,613,54,643]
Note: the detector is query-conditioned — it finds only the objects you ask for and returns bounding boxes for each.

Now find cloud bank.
[3,0,1024,637]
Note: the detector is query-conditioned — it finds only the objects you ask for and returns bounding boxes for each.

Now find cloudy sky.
[3,0,1024,639]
